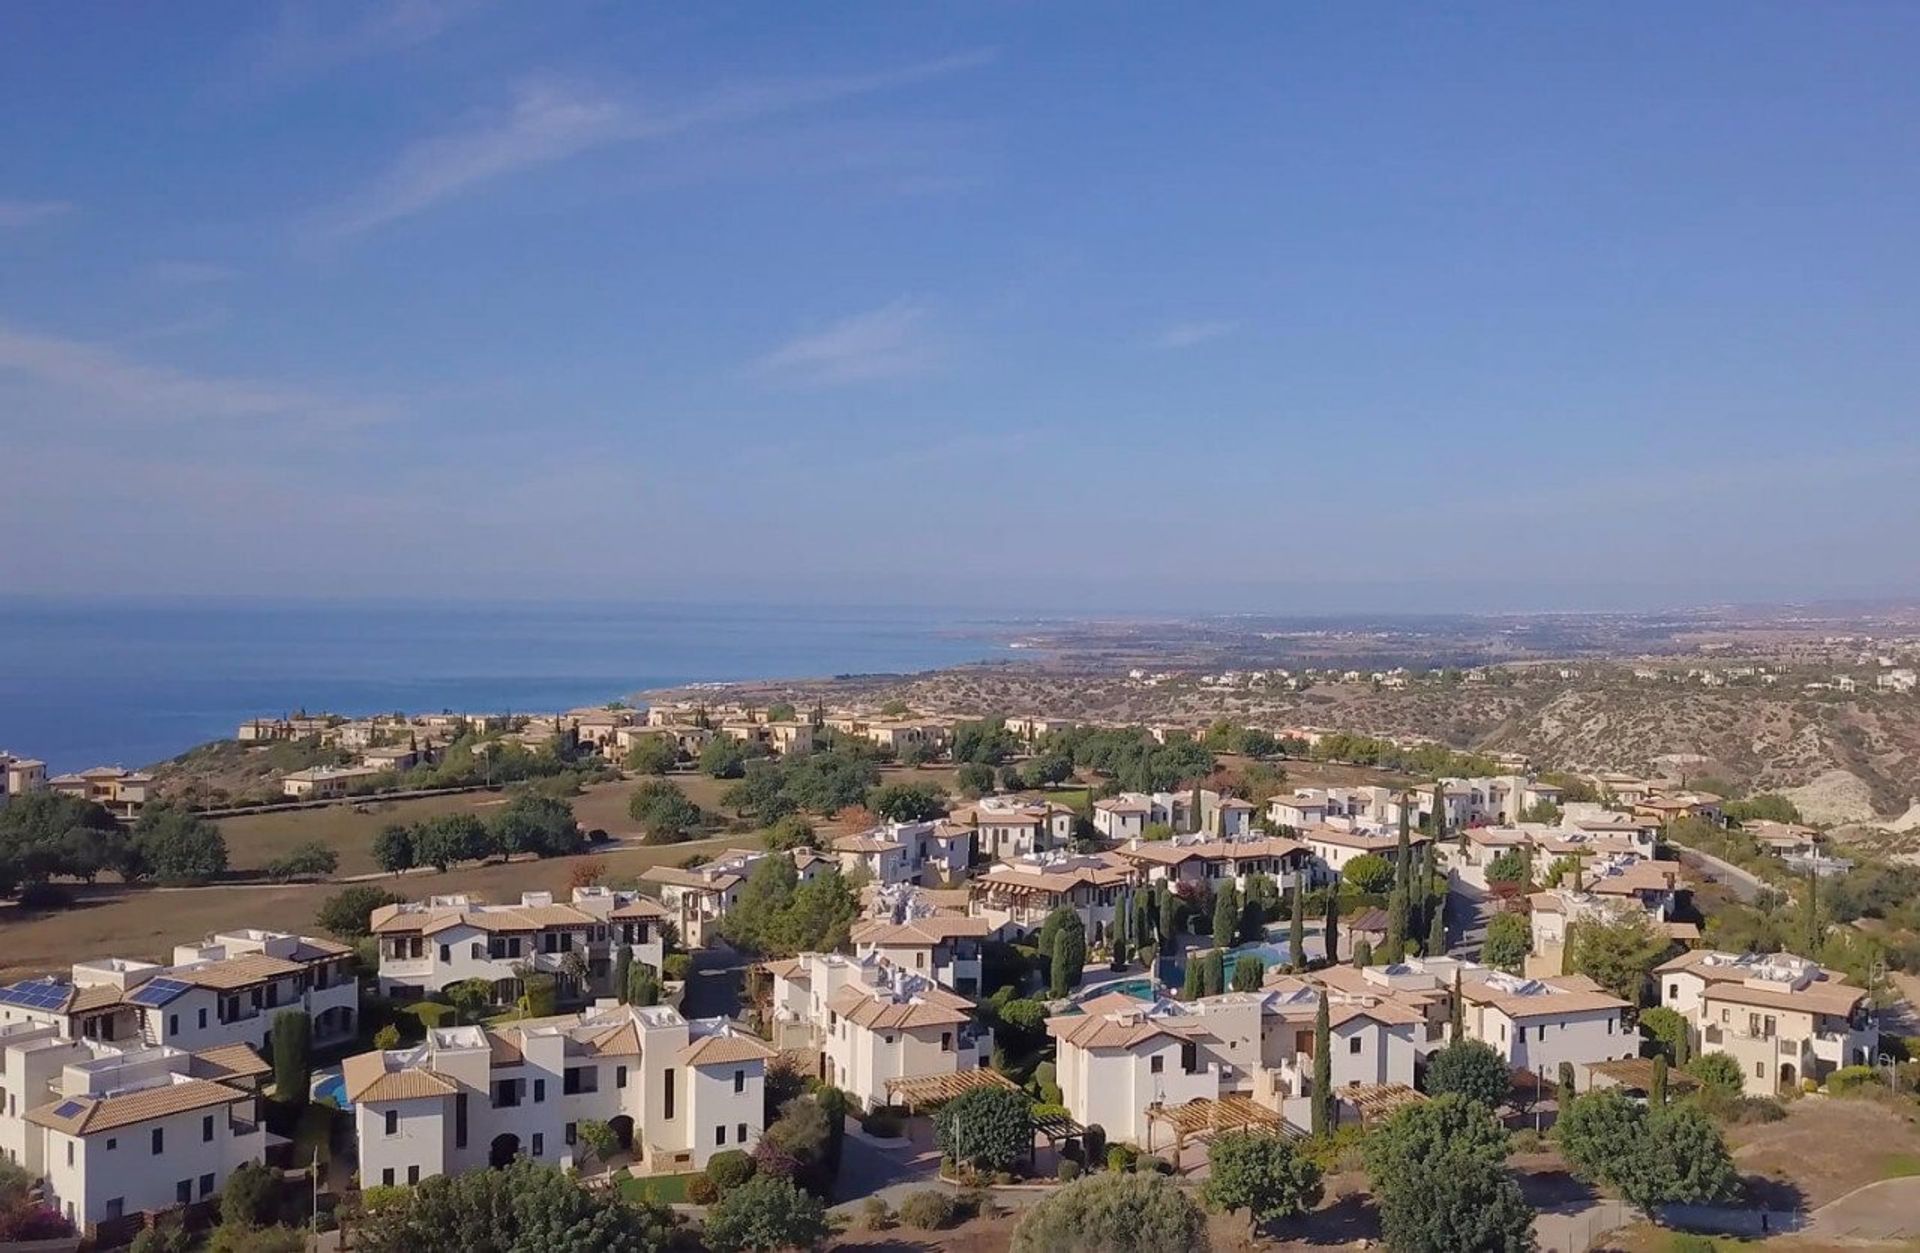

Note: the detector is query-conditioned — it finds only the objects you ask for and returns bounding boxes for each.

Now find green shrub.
[662,953,692,981]
[706,1149,756,1196]
[1138,1154,1173,1175]
[407,1001,452,1031]
[684,1172,717,1205]
[1106,1144,1137,1172]
[863,1108,904,1138]
[857,1196,892,1230]
[1664,1235,1719,1253]
[1057,1159,1081,1182]
[1030,1103,1069,1121]
[1828,1064,1881,1096]
[898,1188,959,1230]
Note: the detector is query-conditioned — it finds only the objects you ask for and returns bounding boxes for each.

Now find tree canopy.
[1482,912,1532,974]
[1201,1129,1324,1224]
[1340,853,1393,894]
[352,1160,676,1253]
[1011,1171,1208,1253]
[1570,912,1671,1003]
[933,1086,1033,1173]
[700,1174,829,1252]
[1423,1040,1512,1111]
[717,858,858,956]
[627,780,703,843]
[1556,1090,1739,1212]
[1365,1095,1531,1253]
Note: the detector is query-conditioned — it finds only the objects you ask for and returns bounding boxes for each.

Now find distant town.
[3,683,1915,1251]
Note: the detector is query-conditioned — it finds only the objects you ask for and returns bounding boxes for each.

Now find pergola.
[1342,1082,1427,1125]
[884,1068,1019,1114]
[1582,1059,1699,1097]
[1143,1095,1294,1170]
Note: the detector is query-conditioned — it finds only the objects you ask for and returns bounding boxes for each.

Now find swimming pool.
[312,1072,349,1109]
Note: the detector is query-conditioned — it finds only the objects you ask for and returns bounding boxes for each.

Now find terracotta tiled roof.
[188,1043,271,1083]
[1703,980,1865,1017]
[486,1030,524,1067]
[28,1078,250,1135]
[678,1032,778,1066]
[641,866,744,891]
[1120,836,1303,866]
[180,954,306,990]
[611,897,669,921]
[827,982,972,1031]
[851,916,992,947]
[1048,1005,1206,1050]
[342,1052,460,1104]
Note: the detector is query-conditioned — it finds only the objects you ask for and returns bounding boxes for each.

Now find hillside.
[688,666,1920,824]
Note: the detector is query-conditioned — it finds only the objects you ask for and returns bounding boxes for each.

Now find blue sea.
[0,599,1018,772]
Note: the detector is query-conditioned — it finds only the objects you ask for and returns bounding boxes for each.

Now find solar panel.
[0,980,70,1010]
[51,1101,86,1118]
[128,978,192,1008]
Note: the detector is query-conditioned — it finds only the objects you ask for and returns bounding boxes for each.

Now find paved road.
[1448,877,1490,959]
[1802,1176,1920,1244]
[1667,840,1766,904]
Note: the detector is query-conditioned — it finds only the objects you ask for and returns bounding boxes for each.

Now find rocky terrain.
[687,665,1920,826]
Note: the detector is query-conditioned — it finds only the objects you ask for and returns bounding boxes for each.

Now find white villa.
[829,820,972,886]
[0,929,359,1056]
[967,851,1133,938]
[763,953,990,1110]
[348,1004,774,1184]
[640,848,833,947]
[950,797,1075,861]
[1656,950,1877,1095]
[370,888,669,1003]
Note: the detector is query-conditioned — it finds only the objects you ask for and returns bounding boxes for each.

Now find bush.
[221,1160,283,1228]
[702,1174,829,1252]
[1686,1051,1745,1094]
[862,1109,904,1138]
[1057,1159,1081,1182]
[706,1149,756,1196]
[1011,1171,1207,1253]
[408,1001,452,1031]
[1827,1064,1881,1096]
[857,1196,892,1230]
[1138,1154,1173,1175]
[1106,1144,1137,1172]
[662,953,692,982]
[933,1086,1034,1174]
[898,1189,959,1230]
[685,1172,718,1205]
[1665,1235,1720,1253]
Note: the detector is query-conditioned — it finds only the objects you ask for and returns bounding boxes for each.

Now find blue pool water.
[313,1074,348,1109]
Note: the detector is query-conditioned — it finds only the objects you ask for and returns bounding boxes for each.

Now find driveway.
[1803,1176,1920,1244]
[680,941,750,1021]
[1668,841,1766,904]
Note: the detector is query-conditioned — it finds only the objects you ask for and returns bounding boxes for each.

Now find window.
[176,1180,192,1206]
[884,1034,895,1046]
[733,1069,745,1094]
[941,1032,953,1052]
[1755,1062,1765,1078]
[440,945,451,963]
[472,942,483,960]
[664,1068,675,1120]
[565,1122,577,1146]
[385,1110,398,1136]
[105,1138,115,1151]
[408,1165,420,1185]
[616,1065,628,1089]
[1668,983,1679,1000]
[532,1133,544,1157]
[203,1114,214,1142]
[169,1014,179,1035]
[1348,1036,1363,1055]
[152,1128,164,1155]
[1150,1055,1164,1074]
[66,1142,73,1167]
[382,1169,395,1187]
[564,1067,598,1095]
[533,1079,545,1103]
[714,1125,725,1146]
[737,1122,749,1143]
[105,1198,123,1220]
[199,1173,214,1198]
[455,1093,468,1149]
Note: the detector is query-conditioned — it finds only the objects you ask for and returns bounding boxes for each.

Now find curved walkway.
[1802,1176,1920,1244]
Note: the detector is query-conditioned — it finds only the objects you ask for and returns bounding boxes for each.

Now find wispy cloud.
[755,302,945,387]
[242,0,480,91]
[0,321,393,431]
[145,260,236,286]
[0,199,73,229]
[315,50,995,237]
[1153,320,1236,349]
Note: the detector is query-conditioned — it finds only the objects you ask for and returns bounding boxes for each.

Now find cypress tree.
[1204,948,1225,996]
[1311,990,1332,1138]
[1323,889,1340,964]
[1191,779,1204,834]
[1051,914,1086,998]
[1383,888,1407,962]
[1352,937,1373,968]
[1650,1053,1669,1108]
[1393,800,1413,945]
[1213,883,1240,948]
[1557,1060,1576,1111]
[1158,885,1179,956]
[1135,893,1155,954]
[1426,902,1446,958]
[1182,954,1204,1000]
[271,1010,310,1108]
[1113,889,1131,952]
[1291,887,1307,971]
[1449,968,1464,1043]
[612,944,633,1006]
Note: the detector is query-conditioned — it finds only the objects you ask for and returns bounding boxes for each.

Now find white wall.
[46,1101,264,1227]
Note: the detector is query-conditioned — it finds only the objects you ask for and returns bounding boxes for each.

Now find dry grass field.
[3,764,966,980]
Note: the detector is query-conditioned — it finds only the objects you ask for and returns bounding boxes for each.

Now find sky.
[3,2,1919,614]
